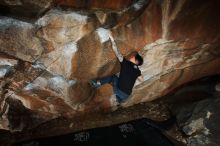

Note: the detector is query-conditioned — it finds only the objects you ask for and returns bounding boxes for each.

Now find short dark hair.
[135,53,143,66]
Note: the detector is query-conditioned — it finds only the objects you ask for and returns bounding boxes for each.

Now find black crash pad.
[13,118,175,146]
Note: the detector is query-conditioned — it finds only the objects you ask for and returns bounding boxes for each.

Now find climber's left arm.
[109,32,123,62]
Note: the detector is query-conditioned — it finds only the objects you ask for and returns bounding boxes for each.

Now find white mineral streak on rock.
[186,51,201,63]
[62,42,78,76]
[162,0,186,39]
[0,68,8,78]
[0,16,33,30]
[137,39,183,84]
[21,74,77,112]
[143,39,174,50]
[49,104,56,113]
[206,111,212,119]
[47,75,76,105]
[32,63,46,70]
[68,80,77,86]
[0,58,18,66]
[23,83,34,91]
[23,74,76,99]
[133,0,145,10]
[183,118,210,135]
[23,77,47,91]
[96,27,110,43]
[48,76,66,93]
[69,123,74,128]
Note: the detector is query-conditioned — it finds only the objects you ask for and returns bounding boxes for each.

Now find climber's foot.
[90,80,101,88]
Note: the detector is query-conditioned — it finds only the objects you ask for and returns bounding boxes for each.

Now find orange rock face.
[0,0,220,132]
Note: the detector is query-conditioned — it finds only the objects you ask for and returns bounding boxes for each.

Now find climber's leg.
[111,75,129,103]
[100,75,115,85]
[90,75,115,88]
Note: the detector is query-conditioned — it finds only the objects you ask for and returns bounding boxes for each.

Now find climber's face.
[129,55,139,65]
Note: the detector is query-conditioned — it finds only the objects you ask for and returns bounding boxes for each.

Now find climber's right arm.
[109,32,123,62]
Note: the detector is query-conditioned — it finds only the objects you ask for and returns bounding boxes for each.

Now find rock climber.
[91,31,144,104]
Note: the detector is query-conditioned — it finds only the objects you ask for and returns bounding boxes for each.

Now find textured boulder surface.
[0,17,44,62]
[177,98,220,146]
[0,0,220,142]
[0,0,53,20]
[167,76,220,146]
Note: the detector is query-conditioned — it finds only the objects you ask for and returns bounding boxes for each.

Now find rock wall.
[55,0,135,10]
[177,98,220,146]
[0,0,220,132]
[167,77,220,146]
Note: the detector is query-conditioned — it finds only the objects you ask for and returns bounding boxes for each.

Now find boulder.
[174,98,220,146]
[0,0,53,19]
[36,9,100,78]
[2,96,57,131]
[0,17,44,62]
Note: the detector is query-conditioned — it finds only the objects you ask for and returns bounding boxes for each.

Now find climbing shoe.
[90,80,101,88]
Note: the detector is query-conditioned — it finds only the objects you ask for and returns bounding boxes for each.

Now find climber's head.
[129,51,143,66]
